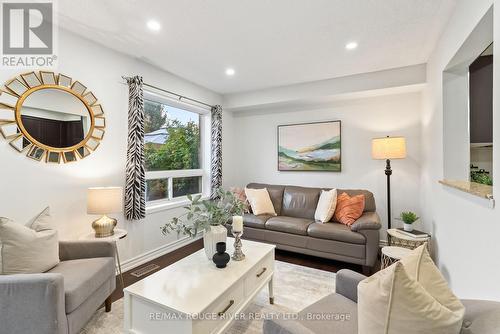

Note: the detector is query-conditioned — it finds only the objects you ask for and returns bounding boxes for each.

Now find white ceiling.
[56,0,456,94]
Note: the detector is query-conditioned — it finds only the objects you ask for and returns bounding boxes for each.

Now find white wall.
[223,92,422,239]
[0,29,221,266]
[421,0,500,300]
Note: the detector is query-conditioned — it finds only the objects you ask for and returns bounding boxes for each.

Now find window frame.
[143,89,211,210]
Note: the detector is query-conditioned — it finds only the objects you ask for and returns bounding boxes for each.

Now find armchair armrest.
[335,269,367,303]
[263,318,316,334]
[59,240,115,261]
[350,212,381,231]
[0,273,67,334]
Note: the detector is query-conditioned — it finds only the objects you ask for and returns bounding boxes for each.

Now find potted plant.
[161,188,244,259]
[400,211,419,232]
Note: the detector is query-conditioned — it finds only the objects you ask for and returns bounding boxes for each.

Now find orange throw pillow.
[334,192,365,226]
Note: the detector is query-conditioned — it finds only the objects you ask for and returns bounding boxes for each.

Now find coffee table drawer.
[193,282,245,334]
[244,254,273,297]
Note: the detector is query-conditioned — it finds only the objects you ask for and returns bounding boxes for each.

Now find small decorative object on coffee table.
[212,242,230,268]
[400,211,419,232]
[232,215,245,261]
[387,228,431,251]
[381,246,412,269]
[161,188,245,260]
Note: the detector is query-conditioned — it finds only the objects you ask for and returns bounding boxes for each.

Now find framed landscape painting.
[278,120,341,172]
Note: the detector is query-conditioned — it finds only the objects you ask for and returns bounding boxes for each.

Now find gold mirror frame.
[0,71,105,163]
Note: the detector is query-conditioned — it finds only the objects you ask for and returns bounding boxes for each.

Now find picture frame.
[277,120,341,172]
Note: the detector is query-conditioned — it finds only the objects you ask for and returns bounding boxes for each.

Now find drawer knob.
[256,267,267,278]
[218,299,235,316]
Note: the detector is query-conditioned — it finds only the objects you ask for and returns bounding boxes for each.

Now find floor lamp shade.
[87,187,123,238]
[372,136,407,160]
[371,136,406,234]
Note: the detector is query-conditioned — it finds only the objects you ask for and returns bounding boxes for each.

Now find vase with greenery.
[400,211,419,232]
[161,188,244,259]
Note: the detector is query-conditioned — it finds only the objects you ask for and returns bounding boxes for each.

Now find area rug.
[80,261,336,334]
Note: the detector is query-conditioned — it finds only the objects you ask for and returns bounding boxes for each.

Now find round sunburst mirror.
[0,71,105,163]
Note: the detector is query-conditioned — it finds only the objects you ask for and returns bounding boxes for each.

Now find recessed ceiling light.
[147,20,161,32]
[225,68,235,76]
[345,42,358,50]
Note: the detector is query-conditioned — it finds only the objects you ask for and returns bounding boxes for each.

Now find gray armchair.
[263,269,500,334]
[0,240,117,334]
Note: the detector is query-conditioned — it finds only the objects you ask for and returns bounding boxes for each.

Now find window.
[144,92,208,204]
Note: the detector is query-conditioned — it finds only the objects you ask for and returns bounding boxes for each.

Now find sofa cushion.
[358,261,464,334]
[337,189,376,212]
[461,299,500,334]
[246,183,285,215]
[245,188,277,216]
[265,216,314,236]
[47,257,115,313]
[243,213,273,229]
[307,222,366,244]
[0,207,59,275]
[298,293,357,333]
[281,186,321,219]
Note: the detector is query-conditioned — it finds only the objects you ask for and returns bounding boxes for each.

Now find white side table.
[387,228,431,251]
[80,228,127,288]
[381,246,412,269]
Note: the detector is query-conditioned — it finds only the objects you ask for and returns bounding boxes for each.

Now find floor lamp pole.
[385,159,392,230]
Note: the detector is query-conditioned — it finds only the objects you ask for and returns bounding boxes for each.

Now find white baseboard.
[119,234,203,274]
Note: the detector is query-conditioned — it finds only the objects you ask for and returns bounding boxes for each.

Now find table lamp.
[87,187,123,237]
[372,136,406,230]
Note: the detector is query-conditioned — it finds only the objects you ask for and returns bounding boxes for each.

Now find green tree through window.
[144,99,201,201]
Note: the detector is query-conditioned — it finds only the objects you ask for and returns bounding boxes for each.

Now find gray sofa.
[0,240,117,334]
[263,269,500,334]
[243,183,381,272]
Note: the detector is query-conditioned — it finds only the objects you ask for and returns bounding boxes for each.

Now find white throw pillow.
[400,245,465,314]
[245,188,277,216]
[314,189,337,223]
[0,207,60,275]
[358,247,465,334]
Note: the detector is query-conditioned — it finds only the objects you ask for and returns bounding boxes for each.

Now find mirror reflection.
[20,88,91,148]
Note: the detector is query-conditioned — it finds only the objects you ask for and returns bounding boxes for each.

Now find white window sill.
[146,195,209,214]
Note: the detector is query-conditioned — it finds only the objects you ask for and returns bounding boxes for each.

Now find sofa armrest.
[350,212,381,231]
[0,273,67,334]
[59,240,116,261]
[335,269,367,303]
[263,318,316,334]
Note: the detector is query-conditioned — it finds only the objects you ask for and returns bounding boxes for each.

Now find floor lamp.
[372,136,407,231]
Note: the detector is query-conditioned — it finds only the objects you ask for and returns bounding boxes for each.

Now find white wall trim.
[119,234,203,273]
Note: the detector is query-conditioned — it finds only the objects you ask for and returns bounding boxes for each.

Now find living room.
[0,1,499,333]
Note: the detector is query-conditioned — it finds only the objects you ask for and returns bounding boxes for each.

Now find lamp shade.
[372,136,407,160]
[87,187,123,214]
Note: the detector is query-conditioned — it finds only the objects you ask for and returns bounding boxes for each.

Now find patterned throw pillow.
[229,187,251,213]
[333,192,365,226]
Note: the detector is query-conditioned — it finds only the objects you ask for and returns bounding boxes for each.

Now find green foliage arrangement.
[400,211,419,225]
[470,166,493,186]
[161,188,245,238]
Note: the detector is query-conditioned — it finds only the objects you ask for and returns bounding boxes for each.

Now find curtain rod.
[121,76,215,109]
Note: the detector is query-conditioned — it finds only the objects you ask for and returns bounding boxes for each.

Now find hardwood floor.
[110,239,371,303]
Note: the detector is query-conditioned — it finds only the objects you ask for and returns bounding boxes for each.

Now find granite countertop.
[439,179,493,199]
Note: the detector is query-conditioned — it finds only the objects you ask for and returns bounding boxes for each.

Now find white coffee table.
[123,238,275,334]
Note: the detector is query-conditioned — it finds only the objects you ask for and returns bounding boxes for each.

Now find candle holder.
[231,230,245,261]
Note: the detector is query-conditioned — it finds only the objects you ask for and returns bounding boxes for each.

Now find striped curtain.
[210,105,223,199]
[125,76,146,220]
